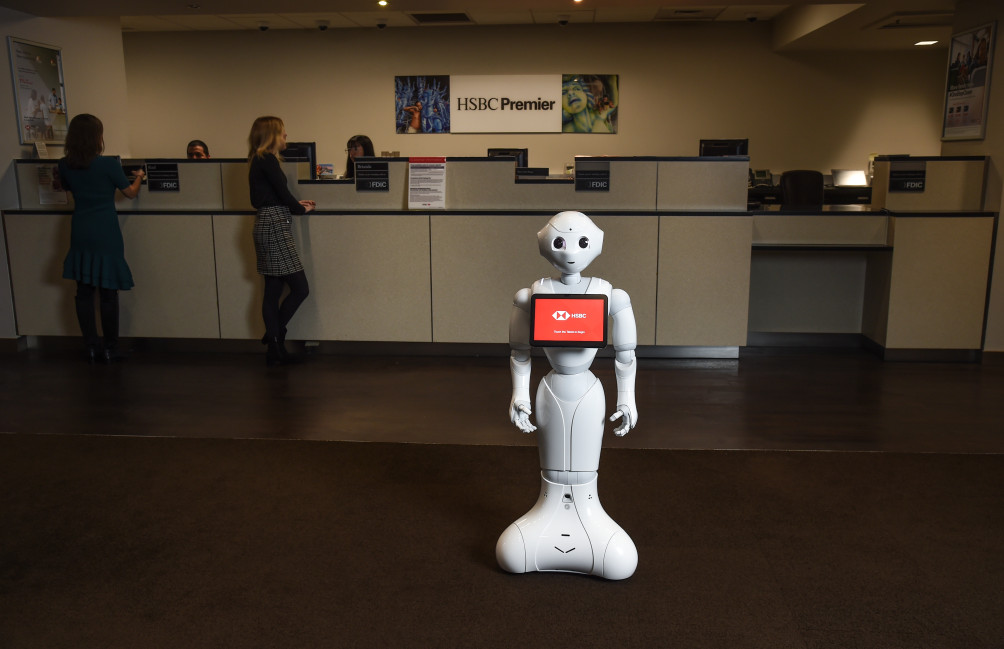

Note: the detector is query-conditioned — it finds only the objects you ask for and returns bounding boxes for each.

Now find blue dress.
[59,156,134,290]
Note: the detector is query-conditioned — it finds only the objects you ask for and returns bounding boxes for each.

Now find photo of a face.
[561,74,618,133]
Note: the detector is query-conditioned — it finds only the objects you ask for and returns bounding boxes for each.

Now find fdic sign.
[451,75,562,133]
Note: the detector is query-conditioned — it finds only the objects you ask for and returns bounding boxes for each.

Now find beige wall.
[0,9,133,338]
[121,22,946,176]
[941,0,1004,351]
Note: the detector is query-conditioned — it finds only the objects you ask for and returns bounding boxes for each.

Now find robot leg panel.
[601,531,638,581]
[496,523,527,574]
[571,476,638,580]
[535,371,605,473]
[496,474,594,575]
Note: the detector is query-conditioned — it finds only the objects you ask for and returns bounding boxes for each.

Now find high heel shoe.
[266,337,289,366]
[261,327,287,346]
[102,342,127,364]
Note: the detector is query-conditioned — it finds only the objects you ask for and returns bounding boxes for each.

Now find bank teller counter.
[5,153,996,359]
[748,200,995,360]
[213,209,433,343]
[2,155,757,354]
[5,159,224,340]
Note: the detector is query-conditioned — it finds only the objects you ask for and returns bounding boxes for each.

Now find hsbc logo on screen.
[552,311,587,320]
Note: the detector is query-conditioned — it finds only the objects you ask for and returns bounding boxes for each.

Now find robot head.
[537,211,604,274]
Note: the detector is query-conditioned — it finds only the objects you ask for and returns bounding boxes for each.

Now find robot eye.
[553,237,566,250]
[578,237,589,249]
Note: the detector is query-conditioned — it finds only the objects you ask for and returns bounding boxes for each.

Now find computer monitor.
[699,139,749,157]
[487,148,529,168]
[282,141,317,179]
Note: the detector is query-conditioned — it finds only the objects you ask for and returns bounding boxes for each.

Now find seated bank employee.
[344,134,374,180]
[186,140,210,159]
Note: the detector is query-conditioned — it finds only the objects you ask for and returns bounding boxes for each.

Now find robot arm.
[609,288,638,436]
[509,288,536,433]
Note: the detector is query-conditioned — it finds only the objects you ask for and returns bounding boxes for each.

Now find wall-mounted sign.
[355,161,390,192]
[146,162,178,192]
[575,159,611,192]
[941,21,996,141]
[394,74,618,134]
[889,160,926,193]
[7,37,67,145]
[451,75,561,133]
[408,157,446,210]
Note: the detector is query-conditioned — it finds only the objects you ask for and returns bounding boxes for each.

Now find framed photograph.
[7,36,68,145]
[942,22,996,141]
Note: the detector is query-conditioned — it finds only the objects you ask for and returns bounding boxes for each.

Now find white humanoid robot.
[496,210,639,580]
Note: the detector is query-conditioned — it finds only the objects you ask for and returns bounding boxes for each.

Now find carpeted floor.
[1,433,1001,648]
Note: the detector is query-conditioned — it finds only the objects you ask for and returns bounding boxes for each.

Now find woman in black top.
[247,116,315,365]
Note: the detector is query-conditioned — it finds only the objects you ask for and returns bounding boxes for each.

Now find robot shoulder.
[513,287,533,312]
[530,278,553,295]
[587,277,613,297]
[610,287,632,315]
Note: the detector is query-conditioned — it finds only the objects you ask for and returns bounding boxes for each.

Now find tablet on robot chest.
[530,294,608,348]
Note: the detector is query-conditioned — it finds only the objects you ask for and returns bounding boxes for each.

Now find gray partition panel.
[430,213,657,345]
[214,212,431,342]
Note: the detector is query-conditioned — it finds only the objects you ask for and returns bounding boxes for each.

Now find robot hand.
[510,400,537,433]
[609,404,638,437]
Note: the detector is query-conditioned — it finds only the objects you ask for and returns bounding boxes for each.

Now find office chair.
[779,170,824,210]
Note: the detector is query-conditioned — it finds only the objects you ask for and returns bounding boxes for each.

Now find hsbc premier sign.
[451,75,562,133]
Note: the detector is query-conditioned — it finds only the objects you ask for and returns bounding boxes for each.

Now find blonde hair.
[247,116,285,160]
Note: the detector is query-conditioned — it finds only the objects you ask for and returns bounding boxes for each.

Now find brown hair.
[247,116,285,160]
[63,114,104,169]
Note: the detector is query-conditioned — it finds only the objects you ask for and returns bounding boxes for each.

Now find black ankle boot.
[266,337,289,366]
[261,327,287,346]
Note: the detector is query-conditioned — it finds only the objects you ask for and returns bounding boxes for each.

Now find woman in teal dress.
[57,114,145,363]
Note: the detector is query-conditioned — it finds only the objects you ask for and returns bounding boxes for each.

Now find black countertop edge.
[5,209,997,218]
[17,155,751,165]
[882,210,998,217]
[14,157,252,164]
[874,155,987,162]
[446,156,750,163]
[751,208,998,217]
[753,244,894,251]
[300,179,354,184]
[4,209,748,217]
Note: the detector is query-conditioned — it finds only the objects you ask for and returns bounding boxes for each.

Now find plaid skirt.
[253,205,303,276]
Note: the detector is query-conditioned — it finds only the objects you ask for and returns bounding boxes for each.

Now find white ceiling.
[0,0,956,50]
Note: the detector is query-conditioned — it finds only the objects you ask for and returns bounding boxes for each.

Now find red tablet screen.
[530,294,608,348]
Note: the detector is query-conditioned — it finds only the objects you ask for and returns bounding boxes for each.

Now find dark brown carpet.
[1,433,1002,648]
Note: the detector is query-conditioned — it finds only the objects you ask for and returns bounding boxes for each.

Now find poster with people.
[7,37,67,145]
[394,74,619,134]
[942,22,995,141]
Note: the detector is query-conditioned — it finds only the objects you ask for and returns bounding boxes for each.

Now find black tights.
[262,271,309,340]
[74,282,119,348]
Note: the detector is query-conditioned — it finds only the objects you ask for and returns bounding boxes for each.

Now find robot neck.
[559,272,582,285]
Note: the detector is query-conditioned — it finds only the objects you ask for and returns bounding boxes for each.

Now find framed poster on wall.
[942,22,996,141]
[7,37,68,145]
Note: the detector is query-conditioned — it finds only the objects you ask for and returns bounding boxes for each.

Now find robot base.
[496,473,637,580]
